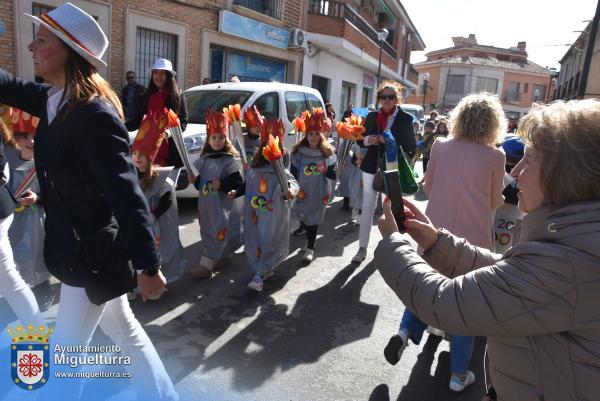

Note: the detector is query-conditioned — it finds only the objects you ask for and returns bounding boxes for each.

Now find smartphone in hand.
[384,170,406,231]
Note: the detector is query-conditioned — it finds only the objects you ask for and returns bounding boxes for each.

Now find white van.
[400,104,424,124]
[131,82,325,198]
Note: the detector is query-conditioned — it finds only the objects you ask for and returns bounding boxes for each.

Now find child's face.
[307,131,322,148]
[131,150,150,172]
[209,133,226,151]
[437,123,447,133]
[248,127,260,137]
[14,132,35,161]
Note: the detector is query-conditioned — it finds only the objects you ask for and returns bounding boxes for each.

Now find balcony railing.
[308,0,397,59]
[407,65,418,83]
[234,0,282,19]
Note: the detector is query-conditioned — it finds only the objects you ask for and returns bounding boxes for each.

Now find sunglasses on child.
[379,94,396,101]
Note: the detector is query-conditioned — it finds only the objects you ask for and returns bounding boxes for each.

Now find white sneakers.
[449,370,476,392]
[303,249,314,263]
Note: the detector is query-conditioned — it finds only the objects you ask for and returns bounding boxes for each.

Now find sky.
[401,0,598,70]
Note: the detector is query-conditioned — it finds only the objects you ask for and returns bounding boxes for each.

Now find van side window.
[306,93,322,110]
[254,92,279,120]
[285,91,308,122]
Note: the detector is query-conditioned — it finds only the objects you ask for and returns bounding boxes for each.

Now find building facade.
[0,0,306,92]
[303,0,424,116]
[556,19,600,100]
[406,34,555,120]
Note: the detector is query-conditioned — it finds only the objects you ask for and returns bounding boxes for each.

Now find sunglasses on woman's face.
[379,94,396,101]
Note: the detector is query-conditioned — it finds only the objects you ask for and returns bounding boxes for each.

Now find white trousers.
[49,284,179,401]
[0,215,44,328]
[358,172,380,248]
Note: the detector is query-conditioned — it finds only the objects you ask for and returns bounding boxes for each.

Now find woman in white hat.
[126,58,188,168]
[0,3,178,400]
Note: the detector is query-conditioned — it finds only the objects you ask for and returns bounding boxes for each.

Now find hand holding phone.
[383,170,405,231]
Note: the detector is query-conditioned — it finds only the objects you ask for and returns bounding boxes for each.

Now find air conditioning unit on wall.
[289,28,308,49]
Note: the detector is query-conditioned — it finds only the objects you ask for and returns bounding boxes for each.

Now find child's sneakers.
[383,330,408,365]
[247,275,264,292]
[190,264,213,279]
[449,370,475,393]
[302,249,314,263]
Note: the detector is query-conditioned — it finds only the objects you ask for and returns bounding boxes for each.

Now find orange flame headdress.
[132,108,179,162]
[243,106,264,130]
[10,108,39,134]
[260,118,285,144]
[206,109,230,136]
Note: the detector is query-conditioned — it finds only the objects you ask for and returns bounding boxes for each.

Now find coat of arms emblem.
[8,324,52,390]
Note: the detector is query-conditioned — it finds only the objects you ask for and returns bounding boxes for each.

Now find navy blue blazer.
[357,106,416,174]
[0,69,159,292]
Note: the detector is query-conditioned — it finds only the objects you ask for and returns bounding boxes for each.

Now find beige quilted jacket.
[375,202,600,401]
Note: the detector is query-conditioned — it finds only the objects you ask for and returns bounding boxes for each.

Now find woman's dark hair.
[143,70,181,112]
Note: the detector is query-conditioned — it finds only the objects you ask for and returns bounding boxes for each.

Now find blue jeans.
[400,308,474,374]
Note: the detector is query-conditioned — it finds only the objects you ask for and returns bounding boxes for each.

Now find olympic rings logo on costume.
[201,181,217,196]
[249,193,274,213]
[302,162,325,176]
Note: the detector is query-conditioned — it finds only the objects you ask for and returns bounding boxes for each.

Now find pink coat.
[424,137,505,250]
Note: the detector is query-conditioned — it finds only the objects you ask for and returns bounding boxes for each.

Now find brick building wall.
[0,0,305,91]
[0,0,16,75]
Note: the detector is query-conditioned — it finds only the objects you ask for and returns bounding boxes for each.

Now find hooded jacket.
[375,201,600,401]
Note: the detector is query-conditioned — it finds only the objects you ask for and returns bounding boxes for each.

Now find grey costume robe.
[348,144,365,210]
[193,152,243,261]
[291,147,337,226]
[143,166,187,283]
[337,139,353,198]
[6,147,50,286]
[244,164,299,275]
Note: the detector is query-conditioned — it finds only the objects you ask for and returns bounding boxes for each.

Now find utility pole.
[578,0,600,98]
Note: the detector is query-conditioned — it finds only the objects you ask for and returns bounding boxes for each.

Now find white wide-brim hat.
[25,2,108,70]
[151,58,177,76]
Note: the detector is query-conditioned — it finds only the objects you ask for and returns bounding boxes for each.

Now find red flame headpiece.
[132,108,176,162]
[10,108,39,134]
[243,106,264,130]
[260,119,285,143]
[206,109,230,136]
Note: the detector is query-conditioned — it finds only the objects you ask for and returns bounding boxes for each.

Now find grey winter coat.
[375,201,600,401]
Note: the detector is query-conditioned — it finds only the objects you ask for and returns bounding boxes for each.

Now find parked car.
[400,104,424,124]
[130,82,325,198]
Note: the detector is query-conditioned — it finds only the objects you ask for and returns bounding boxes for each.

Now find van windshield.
[185,90,253,124]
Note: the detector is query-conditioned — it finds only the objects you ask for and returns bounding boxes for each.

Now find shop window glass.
[255,92,279,120]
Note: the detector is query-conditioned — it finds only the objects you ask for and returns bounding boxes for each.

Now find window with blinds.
[446,75,466,95]
[475,77,498,94]
[135,28,178,87]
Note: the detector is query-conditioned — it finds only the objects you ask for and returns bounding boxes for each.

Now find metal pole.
[422,80,427,109]
[376,39,383,89]
[578,0,600,98]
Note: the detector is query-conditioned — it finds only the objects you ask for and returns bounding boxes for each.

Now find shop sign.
[219,10,289,49]
[227,52,286,82]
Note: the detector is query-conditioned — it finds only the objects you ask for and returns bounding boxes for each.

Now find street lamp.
[376,28,389,91]
[422,72,430,110]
